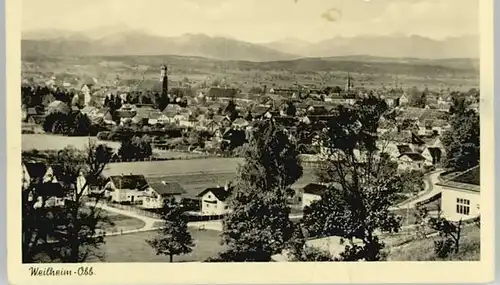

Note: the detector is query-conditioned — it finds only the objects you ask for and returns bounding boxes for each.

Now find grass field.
[96,228,224,262]
[101,210,146,233]
[22,134,207,159]
[105,159,318,197]
[387,225,480,261]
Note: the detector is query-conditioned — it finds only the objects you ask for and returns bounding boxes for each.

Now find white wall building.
[437,166,480,222]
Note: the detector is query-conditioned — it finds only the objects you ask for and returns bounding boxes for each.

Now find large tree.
[301,96,402,261]
[217,119,303,261]
[442,99,480,171]
[22,142,113,263]
[147,201,194,262]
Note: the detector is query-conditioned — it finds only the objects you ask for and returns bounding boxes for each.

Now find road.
[389,169,445,211]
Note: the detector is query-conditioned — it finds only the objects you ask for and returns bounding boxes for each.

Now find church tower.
[160,65,168,97]
[346,73,353,92]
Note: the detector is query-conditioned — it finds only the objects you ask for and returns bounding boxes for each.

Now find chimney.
[162,181,166,185]
[224,181,229,191]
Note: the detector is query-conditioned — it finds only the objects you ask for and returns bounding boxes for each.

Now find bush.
[434,238,455,258]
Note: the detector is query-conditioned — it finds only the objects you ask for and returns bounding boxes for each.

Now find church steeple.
[346,72,353,92]
[161,65,168,97]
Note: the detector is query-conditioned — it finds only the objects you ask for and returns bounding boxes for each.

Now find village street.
[88,202,309,235]
[389,169,445,211]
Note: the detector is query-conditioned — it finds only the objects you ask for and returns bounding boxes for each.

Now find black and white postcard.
[5,0,495,284]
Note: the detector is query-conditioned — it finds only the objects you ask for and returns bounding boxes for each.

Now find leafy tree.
[409,86,426,108]
[224,100,238,121]
[442,103,480,171]
[22,142,113,263]
[283,101,297,117]
[218,119,303,261]
[147,201,194,262]
[302,96,401,261]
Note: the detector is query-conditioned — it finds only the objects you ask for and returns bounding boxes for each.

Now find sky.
[22,0,479,43]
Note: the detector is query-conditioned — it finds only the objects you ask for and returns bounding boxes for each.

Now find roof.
[47,100,70,114]
[197,187,232,201]
[149,181,187,196]
[397,145,413,155]
[437,166,480,192]
[81,106,98,114]
[302,183,328,196]
[24,162,48,179]
[148,111,164,119]
[232,118,249,126]
[398,153,426,161]
[96,107,110,116]
[109,175,149,190]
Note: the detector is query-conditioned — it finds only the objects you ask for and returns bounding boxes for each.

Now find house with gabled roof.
[141,181,187,209]
[397,153,431,172]
[197,185,232,215]
[105,174,149,204]
[436,166,480,221]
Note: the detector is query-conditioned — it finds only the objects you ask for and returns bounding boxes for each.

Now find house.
[81,106,99,119]
[197,186,232,215]
[397,153,431,172]
[399,93,409,105]
[436,166,480,222]
[231,118,249,130]
[148,111,169,125]
[132,107,154,125]
[22,162,75,207]
[141,181,187,209]
[94,108,114,125]
[302,183,328,209]
[46,100,70,115]
[105,174,149,204]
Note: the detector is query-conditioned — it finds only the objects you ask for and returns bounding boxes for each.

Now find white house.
[22,162,71,208]
[436,166,480,221]
[397,153,431,172]
[301,183,328,209]
[197,186,232,215]
[105,174,149,204]
[141,181,187,209]
[399,93,409,105]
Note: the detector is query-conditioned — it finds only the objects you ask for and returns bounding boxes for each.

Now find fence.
[103,201,163,219]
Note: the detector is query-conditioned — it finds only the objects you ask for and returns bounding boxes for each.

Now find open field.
[387,225,480,261]
[22,134,207,159]
[95,228,224,262]
[101,210,146,233]
[22,55,479,92]
[105,159,317,197]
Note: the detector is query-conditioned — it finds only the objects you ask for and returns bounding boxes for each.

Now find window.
[206,203,210,208]
[456,198,470,215]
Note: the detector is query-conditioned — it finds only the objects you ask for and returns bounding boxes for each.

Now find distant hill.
[261,34,479,59]
[21,29,299,62]
[22,27,479,61]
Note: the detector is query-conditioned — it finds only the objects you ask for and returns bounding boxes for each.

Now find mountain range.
[22,27,479,61]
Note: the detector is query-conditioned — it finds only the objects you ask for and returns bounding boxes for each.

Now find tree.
[22,142,113,263]
[442,103,480,171]
[409,86,426,108]
[224,100,238,121]
[218,119,303,261]
[302,97,402,261]
[147,201,194,262]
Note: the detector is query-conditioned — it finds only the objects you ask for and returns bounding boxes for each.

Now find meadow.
[95,228,224,262]
[22,134,206,159]
[22,54,479,92]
